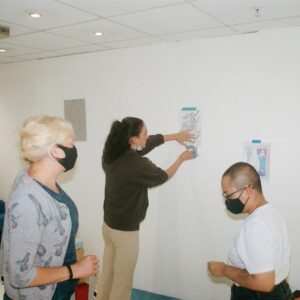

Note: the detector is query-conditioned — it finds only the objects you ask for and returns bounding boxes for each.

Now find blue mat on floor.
[131,288,180,300]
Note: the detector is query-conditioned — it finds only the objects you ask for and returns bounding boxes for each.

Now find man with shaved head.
[208,162,293,299]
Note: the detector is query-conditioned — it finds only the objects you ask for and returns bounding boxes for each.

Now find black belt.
[232,280,290,294]
[273,280,289,292]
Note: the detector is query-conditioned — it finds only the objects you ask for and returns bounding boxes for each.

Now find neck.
[248,195,268,214]
[28,159,61,192]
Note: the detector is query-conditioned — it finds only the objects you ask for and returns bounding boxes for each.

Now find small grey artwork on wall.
[64,98,87,141]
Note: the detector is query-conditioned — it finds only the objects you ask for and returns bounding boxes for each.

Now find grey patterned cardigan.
[1,170,72,299]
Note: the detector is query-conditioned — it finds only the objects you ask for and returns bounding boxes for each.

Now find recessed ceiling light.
[94,32,103,37]
[30,12,41,18]
[0,49,6,53]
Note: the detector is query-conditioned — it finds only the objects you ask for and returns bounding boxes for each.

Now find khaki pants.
[96,223,139,300]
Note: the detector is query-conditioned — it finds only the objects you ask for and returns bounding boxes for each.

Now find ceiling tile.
[4,32,88,50]
[47,19,147,44]
[162,26,236,41]
[192,0,300,25]
[0,42,41,56]
[0,0,97,30]
[55,0,186,17]
[101,37,166,49]
[13,51,61,60]
[111,3,223,35]
[0,20,36,37]
[0,55,25,64]
[53,44,109,55]
[232,16,300,33]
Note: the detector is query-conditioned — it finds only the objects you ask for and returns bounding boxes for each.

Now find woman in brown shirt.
[96,116,197,300]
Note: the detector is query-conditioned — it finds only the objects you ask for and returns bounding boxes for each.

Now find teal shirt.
[37,182,79,300]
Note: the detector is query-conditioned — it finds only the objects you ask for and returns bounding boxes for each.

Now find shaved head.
[223,162,262,194]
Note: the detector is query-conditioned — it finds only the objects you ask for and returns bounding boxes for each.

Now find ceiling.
[0,0,300,65]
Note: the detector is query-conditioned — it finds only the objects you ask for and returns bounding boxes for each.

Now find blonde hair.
[21,115,74,163]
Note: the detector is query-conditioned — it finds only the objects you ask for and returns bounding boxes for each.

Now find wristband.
[66,264,73,280]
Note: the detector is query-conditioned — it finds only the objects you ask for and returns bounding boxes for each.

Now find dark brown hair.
[102,117,144,163]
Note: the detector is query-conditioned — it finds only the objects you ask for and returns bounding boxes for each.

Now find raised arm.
[164,131,195,146]
[165,149,196,179]
[138,134,165,156]
[137,131,197,180]
[139,131,195,156]
[135,148,197,187]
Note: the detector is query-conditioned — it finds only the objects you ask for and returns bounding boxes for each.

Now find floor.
[132,289,180,300]
[0,284,179,300]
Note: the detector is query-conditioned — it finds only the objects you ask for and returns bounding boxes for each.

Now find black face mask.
[56,144,78,172]
[225,196,249,214]
[225,198,245,214]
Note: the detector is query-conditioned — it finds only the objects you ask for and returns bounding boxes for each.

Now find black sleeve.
[135,157,168,188]
[138,134,164,156]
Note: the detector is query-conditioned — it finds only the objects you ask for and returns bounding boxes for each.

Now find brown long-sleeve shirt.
[102,134,168,231]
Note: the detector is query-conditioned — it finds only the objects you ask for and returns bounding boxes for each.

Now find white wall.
[1,27,300,299]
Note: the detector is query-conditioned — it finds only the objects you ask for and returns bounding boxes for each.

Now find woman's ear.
[130,136,138,146]
[50,145,65,159]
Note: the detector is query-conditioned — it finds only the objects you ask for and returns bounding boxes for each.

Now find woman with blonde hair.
[2,115,99,300]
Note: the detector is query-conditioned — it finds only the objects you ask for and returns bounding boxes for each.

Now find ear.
[245,186,254,198]
[50,145,65,159]
[130,136,139,146]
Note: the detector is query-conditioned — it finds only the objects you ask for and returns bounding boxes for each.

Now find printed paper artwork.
[180,107,201,147]
[245,141,270,182]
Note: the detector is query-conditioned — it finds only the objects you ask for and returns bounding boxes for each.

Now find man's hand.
[207,261,226,277]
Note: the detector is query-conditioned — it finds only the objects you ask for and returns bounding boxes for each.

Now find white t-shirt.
[228,203,291,284]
